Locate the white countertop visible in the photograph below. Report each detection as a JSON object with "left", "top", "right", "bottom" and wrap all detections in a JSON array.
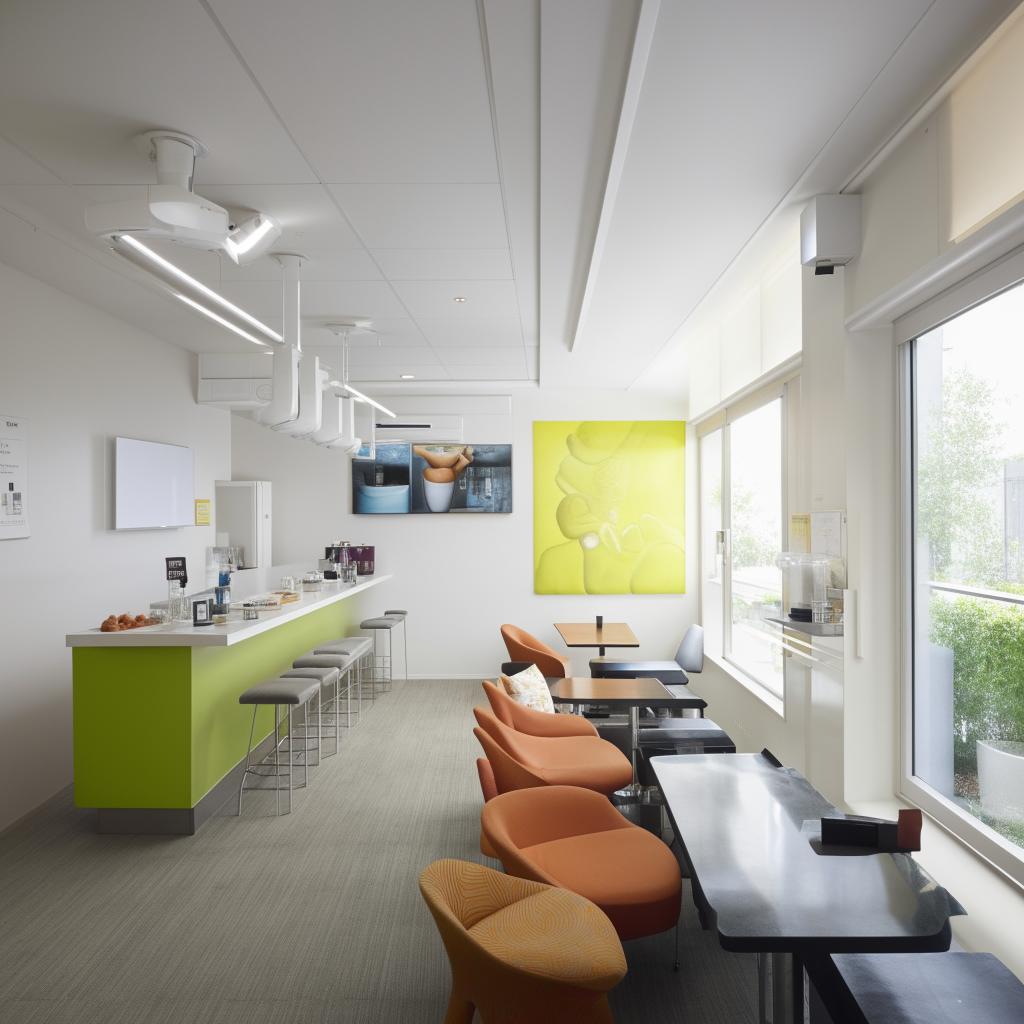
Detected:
[{"left": 66, "top": 574, "right": 392, "bottom": 648}]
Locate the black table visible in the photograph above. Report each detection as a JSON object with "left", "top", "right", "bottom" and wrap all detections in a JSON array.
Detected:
[{"left": 651, "top": 752, "right": 964, "bottom": 1024}]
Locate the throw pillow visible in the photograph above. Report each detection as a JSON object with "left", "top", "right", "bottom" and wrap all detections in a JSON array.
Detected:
[{"left": 501, "top": 665, "right": 555, "bottom": 714}]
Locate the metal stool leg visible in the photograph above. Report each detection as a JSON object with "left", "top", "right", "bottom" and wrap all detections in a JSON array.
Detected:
[
  {"left": 275, "top": 704, "right": 281, "bottom": 817},
  {"left": 238, "top": 704, "right": 258, "bottom": 816},
  {"left": 287, "top": 705, "right": 294, "bottom": 814},
  {"left": 402, "top": 619, "right": 408, "bottom": 683}
]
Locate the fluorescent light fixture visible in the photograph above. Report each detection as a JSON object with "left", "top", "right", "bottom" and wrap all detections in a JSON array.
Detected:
[
  {"left": 400, "top": 373, "right": 415, "bottom": 380},
  {"left": 114, "top": 234, "right": 283, "bottom": 344},
  {"left": 342, "top": 383, "right": 397, "bottom": 418},
  {"left": 223, "top": 213, "right": 281, "bottom": 264},
  {"left": 174, "top": 293, "right": 269, "bottom": 347}
]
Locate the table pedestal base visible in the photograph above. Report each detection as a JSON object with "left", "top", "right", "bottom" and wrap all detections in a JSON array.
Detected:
[{"left": 757, "top": 953, "right": 834, "bottom": 1024}]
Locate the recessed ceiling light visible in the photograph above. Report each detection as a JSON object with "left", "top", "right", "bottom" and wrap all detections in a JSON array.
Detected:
[
  {"left": 400, "top": 373, "right": 415, "bottom": 380},
  {"left": 453, "top": 296, "right": 467, "bottom": 303}
]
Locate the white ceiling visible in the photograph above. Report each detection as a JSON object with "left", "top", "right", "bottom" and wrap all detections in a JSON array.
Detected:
[{"left": 0, "top": 0, "right": 1018, "bottom": 394}]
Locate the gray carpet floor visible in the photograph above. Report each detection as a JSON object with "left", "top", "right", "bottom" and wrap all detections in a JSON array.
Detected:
[{"left": 0, "top": 679, "right": 756, "bottom": 1023}]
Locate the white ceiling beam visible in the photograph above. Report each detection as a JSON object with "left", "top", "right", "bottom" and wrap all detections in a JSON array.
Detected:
[{"left": 569, "top": 0, "right": 660, "bottom": 354}]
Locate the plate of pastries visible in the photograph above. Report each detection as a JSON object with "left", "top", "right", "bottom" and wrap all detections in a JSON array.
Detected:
[{"left": 99, "top": 612, "right": 160, "bottom": 632}]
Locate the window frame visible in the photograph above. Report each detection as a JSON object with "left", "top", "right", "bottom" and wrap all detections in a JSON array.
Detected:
[
  {"left": 898, "top": 248, "right": 1024, "bottom": 889},
  {"left": 697, "top": 374, "right": 795, "bottom": 711}
]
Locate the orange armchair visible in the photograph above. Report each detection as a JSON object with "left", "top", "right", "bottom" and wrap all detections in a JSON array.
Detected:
[
  {"left": 473, "top": 707, "right": 632, "bottom": 795},
  {"left": 481, "top": 786, "right": 682, "bottom": 948},
  {"left": 419, "top": 858, "right": 627, "bottom": 1023},
  {"left": 483, "top": 679, "right": 597, "bottom": 738},
  {"left": 500, "top": 624, "right": 570, "bottom": 679}
]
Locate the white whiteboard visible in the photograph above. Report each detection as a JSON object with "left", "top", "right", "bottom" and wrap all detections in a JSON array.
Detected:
[{"left": 115, "top": 437, "right": 194, "bottom": 530}]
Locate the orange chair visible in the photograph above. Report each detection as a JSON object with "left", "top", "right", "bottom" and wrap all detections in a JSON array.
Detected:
[
  {"left": 481, "top": 786, "right": 682, "bottom": 954},
  {"left": 483, "top": 679, "right": 597, "bottom": 737},
  {"left": 474, "top": 707, "right": 633, "bottom": 795},
  {"left": 419, "top": 858, "right": 626, "bottom": 1024},
  {"left": 500, "top": 624, "right": 570, "bottom": 679},
  {"left": 475, "top": 758, "right": 500, "bottom": 858}
]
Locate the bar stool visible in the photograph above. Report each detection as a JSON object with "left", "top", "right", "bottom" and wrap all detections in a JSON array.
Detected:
[
  {"left": 237, "top": 676, "right": 320, "bottom": 817},
  {"left": 281, "top": 665, "right": 339, "bottom": 757},
  {"left": 360, "top": 616, "right": 400, "bottom": 694},
  {"left": 315, "top": 636, "right": 373, "bottom": 707},
  {"left": 383, "top": 609, "right": 409, "bottom": 682},
  {"left": 292, "top": 651, "right": 360, "bottom": 730}
]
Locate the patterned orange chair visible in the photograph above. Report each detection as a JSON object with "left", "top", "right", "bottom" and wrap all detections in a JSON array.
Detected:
[
  {"left": 500, "top": 624, "right": 570, "bottom": 679},
  {"left": 481, "top": 785, "right": 682, "bottom": 955},
  {"left": 419, "top": 858, "right": 627, "bottom": 1023},
  {"left": 483, "top": 679, "right": 597, "bottom": 737},
  {"left": 474, "top": 707, "right": 633, "bottom": 796}
]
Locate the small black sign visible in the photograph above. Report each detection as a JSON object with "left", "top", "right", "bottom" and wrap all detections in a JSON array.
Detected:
[
  {"left": 192, "top": 599, "right": 212, "bottom": 627},
  {"left": 165, "top": 556, "right": 188, "bottom": 585}
]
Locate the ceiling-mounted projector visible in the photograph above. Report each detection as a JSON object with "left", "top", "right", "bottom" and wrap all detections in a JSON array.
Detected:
[{"left": 85, "top": 129, "right": 280, "bottom": 262}]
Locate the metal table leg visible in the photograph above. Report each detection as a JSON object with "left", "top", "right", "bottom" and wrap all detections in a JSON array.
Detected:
[{"left": 757, "top": 952, "right": 807, "bottom": 1024}]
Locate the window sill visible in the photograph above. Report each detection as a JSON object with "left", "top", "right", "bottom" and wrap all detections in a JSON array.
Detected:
[{"left": 706, "top": 652, "right": 785, "bottom": 718}]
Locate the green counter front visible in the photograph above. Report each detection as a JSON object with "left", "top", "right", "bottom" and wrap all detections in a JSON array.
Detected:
[{"left": 69, "top": 578, "right": 387, "bottom": 834}]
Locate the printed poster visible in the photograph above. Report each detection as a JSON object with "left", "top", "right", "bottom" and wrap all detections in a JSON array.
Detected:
[{"left": 0, "top": 414, "right": 29, "bottom": 540}]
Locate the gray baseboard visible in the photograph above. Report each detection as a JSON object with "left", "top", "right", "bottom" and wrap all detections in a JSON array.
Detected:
[{"left": 95, "top": 730, "right": 280, "bottom": 836}]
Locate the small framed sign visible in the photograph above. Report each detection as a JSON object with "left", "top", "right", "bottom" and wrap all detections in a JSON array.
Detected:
[
  {"left": 166, "top": 556, "right": 188, "bottom": 585},
  {"left": 192, "top": 598, "right": 212, "bottom": 627}
]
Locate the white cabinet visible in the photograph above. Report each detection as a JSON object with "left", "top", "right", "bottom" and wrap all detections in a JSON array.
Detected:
[{"left": 215, "top": 481, "right": 271, "bottom": 569}]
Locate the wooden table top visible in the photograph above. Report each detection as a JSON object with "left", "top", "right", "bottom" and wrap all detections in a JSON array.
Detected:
[
  {"left": 548, "top": 676, "right": 673, "bottom": 706},
  {"left": 554, "top": 622, "right": 639, "bottom": 648}
]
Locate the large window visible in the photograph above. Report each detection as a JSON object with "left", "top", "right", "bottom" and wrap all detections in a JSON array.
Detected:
[
  {"left": 907, "top": 278, "right": 1024, "bottom": 877},
  {"left": 700, "top": 387, "right": 787, "bottom": 704}
]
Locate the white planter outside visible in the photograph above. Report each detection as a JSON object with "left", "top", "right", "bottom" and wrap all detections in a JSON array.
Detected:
[{"left": 977, "top": 738, "right": 1024, "bottom": 823}]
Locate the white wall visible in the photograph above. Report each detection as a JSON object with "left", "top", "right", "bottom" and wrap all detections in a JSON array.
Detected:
[
  {"left": 0, "top": 260, "right": 231, "bottom": 831},
  {"left": 231, "top": 388, "right": 694, "bottom": 678}
]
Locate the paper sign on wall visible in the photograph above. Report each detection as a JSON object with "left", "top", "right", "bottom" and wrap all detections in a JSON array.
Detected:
[
  {"left": 0, "top": 414, "right": 29, "bottom": 540},
  {"left": 194, "top": 498, "right": 211, "bottom": 526}
]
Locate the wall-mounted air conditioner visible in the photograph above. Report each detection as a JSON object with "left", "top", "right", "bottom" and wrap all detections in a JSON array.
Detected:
[
  {"left": 197, "top": 353, "right": 274, "bottom": 410},
  {"left": 372, "top": 414, "right": 463, "bottom": 443}
]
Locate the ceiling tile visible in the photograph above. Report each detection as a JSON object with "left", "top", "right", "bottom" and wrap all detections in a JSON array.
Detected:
[
  {"left": 389, "top": 279, "right": 520, "bottom": 318},
  {"left": 372, "top": 248, "right": 512, "bottom": 281},
  {"left": 218, "top": 280, "right": 406, "bottom": 319},
  {"left": 220, "top": 250, "right": 382, "bottom": 284},
  {"left": 0, "top": 134, "right": 60, "bottom": 185},
  {"left": 446, "top": 368, "right": 528, "bottom": 385},
  {"left": 416, "top": 316, "right": 524, "bottom": 347},
  {"left": 208, "top": 0, "right": 498, "bottom": 183},
  {"left": 434, "top": 346, "right": 527, "bottom": 367},
  {"left": 349, "top": 364, "right": 451, "bottom": 382},
  {"left": 302, "top": 318, "right": 428, "bottom": 349},
  {"left": 329, "top": 184, "right": 508, "bottom": 249},
  {"left": 0, "top": 0, "right": 315, "bottom": 184},
  {"left": 346, "top": 345, "right": 440, "bottom": 368}
]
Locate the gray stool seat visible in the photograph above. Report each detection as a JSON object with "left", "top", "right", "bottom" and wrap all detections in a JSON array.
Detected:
[
  {"left": 360, "top": 616, "right": 399, "bottom": 630},
  {"left": 237, "top": 676, "right": 320, "bottom": 816},
  {"left": 282, "top": 665, "right": 340, "bottom": 687},
  {"left": 294, "top": 652, "right": 359, "bottom": 671},
  {"left": 315, "top": 637, "right": 372, "bottom": 656},
  {"left": 239, "top": 676, "right": 318, "bottom": 706}
]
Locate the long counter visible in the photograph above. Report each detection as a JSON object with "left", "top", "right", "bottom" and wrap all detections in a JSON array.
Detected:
[
  {"left": 66, "top": 574, "right": 391, "bottom": 647},
  {"left": 67, "top": 574, "right": 391, "bottom": 835}
]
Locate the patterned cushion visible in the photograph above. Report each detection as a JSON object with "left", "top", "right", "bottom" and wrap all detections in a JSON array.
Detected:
[{"left": 501, "top": 664, "right": 555, "bottom": 714}]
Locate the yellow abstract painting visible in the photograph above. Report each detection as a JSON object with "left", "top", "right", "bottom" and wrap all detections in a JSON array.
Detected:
[{"left": 533, "top": 421, "right": 686, "bottom": 595}]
